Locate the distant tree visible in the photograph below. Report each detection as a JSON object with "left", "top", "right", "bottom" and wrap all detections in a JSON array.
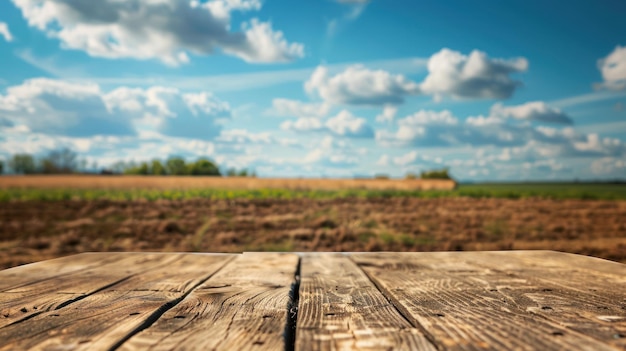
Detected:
[
  {"left": 188, "top": 158, "right": 220, "bottom": 176},
  {"left": 237, "top": 169, "right": 248, "bottom": 177},
  {"left": 420, "top": 168, "right": 452, "bottom": 180},
  {"left": 123, "top": 161, "right": 150, "bottom": 175},
  {"left": 78, "top": 159, "right": 88, "bottom": 173},
  {"left": 374, "top": 174, "right": 390, "bottom": 180},
  {"left": 111, "top": 161, "right": 128, "bottom": 174},
  {"left": 226, "top": 168, "right": 237, "bottom": 177},
  {"left": 150, "top": 159, "right": 167, "bottom": 175},
  {"left": 0, "top": 160, "right": 4, "bottom": 174},
  {"left": 138, "top": 162, "right": 149, "bottom": 175},
  {"left": 41, "top": 148, "right": 78, "bottom": 174},
  {"left": 10, "top": 154, "right": 37, "bottom": 174},
  {"left": 405, "top": 172, "right": 418, "bottom": 180},
  {"left": 166, "top": 157, "right": 188, "bottom": 175}
]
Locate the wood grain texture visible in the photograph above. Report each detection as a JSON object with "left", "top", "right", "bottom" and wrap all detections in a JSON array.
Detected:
[
  {"left": 296, "top": 254, "right": 436, "bottom": 351},
  {"left": 0, "top": 251, "right": 625, "bottom": 351},
  {"left": 0, "top": 253, "right": 187, "bottom": 328},
  {"left": 457, "top": 251, "right": 626, "bottom": 349},
  {"left": 352, "top": 252, "right": 622, "bottom": 351},
  {"left": 0, "top": 253, "right": 233, "bottom": 351},
  {"left": 0, "top": 253, "right": 133, "bottom": 291},
  {"left": 119, "top": 252, "right": 299, "bottom": 351}
]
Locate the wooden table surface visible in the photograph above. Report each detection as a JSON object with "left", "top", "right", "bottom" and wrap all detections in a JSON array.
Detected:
[{"left": 0, "top": 251, "right": 624, "bottom": 351}]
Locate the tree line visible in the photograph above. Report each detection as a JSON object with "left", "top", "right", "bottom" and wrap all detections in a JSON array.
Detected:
[{"left": 0, "top": 148, "right": 255, "bottom": 177}]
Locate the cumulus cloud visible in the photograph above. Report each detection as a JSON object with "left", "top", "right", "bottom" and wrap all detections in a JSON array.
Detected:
[
  {"left": 270, "top": 98, "right": 330, "bottom": 118},
  {"left": 305, "top": 65, "right": 420, "bottom": 106},
  {"left": 216, "top": 129, "right": 297, "bottom": 149},
  {"left": 490, "top": 101, "right": 573, "bottom": 124},
  {"left": 0, "top": 79, "right": 135, "bottom": 137},
  {"left": 392, "top": 151, "right": 443, "bottom": 167},
  {"left": 377, "top": 99, "right": 580, "bottom": 149},
  {"left": 0, "top": 78, "right": 230, "bottom": 139},
  {"left": 0, "top": 22, "right": 13, "bottom": 42},
  {"left": 591, "top": 157, "right": 626, "bottom": 176},
  {"left": 106, "top": 87, "right": 230, "bottom": 140},
  {"left": 376, "top": 154, "right": 389, "bottom": 166},
  {"left": 325, "top": 110, "right": 374, "bottom": 138},
  {"left": 420, "top": 48, "right": 528, "bottom": 101},
  {"left": 12, "top": 0, "right": 303, "bottom": 65},
  {"left": 302, "top": 136, "right": 361, "bottom": 168},
  {"left": 281, "top": 110, "right": 374, "bottom": 138},
  {"left": 376, "top": 105, "right": 397, "bottom": 123},
  {"left": 596, "top": 45, "right": 626, "bottom": 91},
  {"left": 377, "top": 110, "right": 461, "bottom": 147},
  {"left": 280, "top": 117, "right": 326, "bottom": 133}
]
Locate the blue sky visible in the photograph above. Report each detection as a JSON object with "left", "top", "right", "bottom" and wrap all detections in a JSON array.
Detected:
[{"left": 0, "top": 0, "right": 625, "bottom": 181}]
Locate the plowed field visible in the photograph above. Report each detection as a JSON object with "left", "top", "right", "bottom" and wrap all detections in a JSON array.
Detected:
[{"left": 2, "top": 197, "right": 625, "bottom": 269}]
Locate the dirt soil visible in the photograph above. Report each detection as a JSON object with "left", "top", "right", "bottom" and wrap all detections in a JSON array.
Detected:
[{"left": 1, "top": 197, "right": 625, "bottom": 269}]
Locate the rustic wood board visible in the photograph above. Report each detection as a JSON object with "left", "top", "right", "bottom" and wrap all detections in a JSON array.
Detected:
[
  {"left": 296, "top": 253, "right": 436, "bottom": 350},
  {"left": 0, "top": 251, "right": 625, "bottom": 351},
  {"left": 0, "top": 253, "right": 135, "bottom": 291},
  {"left": 0, "top": 253, "right": 189, "bottom": 327},
  {"left": 0, "top": 253, "right": 233, "bottom": 350},
  {"left": 352, "top": 252, "right": 622, "bottom": 351},
  {"left": 457, "top": 251, "right": 626, "bottom": 349},
  {"left": 119, "top": 252, "right": 299, "bottom": 351}
]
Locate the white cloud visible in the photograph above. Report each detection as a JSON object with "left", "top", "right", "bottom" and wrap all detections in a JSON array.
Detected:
[
  {"left": 280, "top": 117, "right": 326, "bottom": 133},
  {"left": 376, "top": 154, "right": 389, "bottom": 166},
  {"left": 328, "top": 0, "right": 370, "bottom": 37},
  {"left": 281, "top": 110, "right": 374, "bottom": 138},
  {"left": 376, "top": 104, "right": 625, "bottom": 158},
  {"left": 217, "top": 129, "right": 273, "bottom": 144},
  {"left": 596, "top": 45, "right": 626, "bottom": 91},
  {"left": 376, "top": 105, "right": 397, "bottom": 123},
  {"left": 0, "top": 78, "right": 134, "bottom": 137},
  {"left": 106, "top": 87, "right": 230, "bottom": 140},
  {"left": 490, "top": 101, "right": 572, "bottom": 124},
  {"left": 0, "top": 22, "right": 13, "bottom": 42},
  {"left": 420, "top": 48, "right": 528, "bottom": 101},
  {"left": 216, "top": 129, "right": 297, "bottom": 148},
  {"left": 377, "top": 110, "right": 459, "bottom": 147},
  {"left": 325, "top": 110, "right": 374, "bottom": 138},
  {"left": 305, "top": 65, "right": 420, "bottom": 106},
  {"left": 399, "top": 110, "right": 459, "bottom": 126},
  {"left": 591, "top": 157, "right": 626, "bottom": 176},
  {"left": 550, "top": 90, "right": 626, "bottom": 109},
  {"left": 302, "top": 136, "right": 360, "bottom": 168},
  {"left": 0, "top": 78, "right": 230, "bottom": 139},
  {"left": 12, "top": 0, "right": 303, "bottom": 65},
  {"left": 270, "top": 98, "right": 330, "bottom": 118}
]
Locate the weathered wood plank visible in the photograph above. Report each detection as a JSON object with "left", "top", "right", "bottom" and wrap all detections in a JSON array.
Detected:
[
  {"left": 0, "top": 252, "right": 133, "bottom": 291},
  {"left": 0, "top": 253, "right": 189, "bottom": 328},
  {"left": 352, "top": 252, "right": 621, "bottom": 351},
  {"left": 119, "top": 252, "right": 299, "bottom": 351},
  {"left": 455, "top": 251, "right": 626, "bottom": 348},
  {"left": 296, "top": 254, "right": 436, "bottom": 351},
  {"left": 0, "top": 253, "right": 233, "bottom": 351}
]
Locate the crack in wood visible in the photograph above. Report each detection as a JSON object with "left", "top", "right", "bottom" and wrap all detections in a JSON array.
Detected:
[
  {"left": 349, "top": 255, "right": 444, "bottom": 351},
  {"left": 106, "top": 256, "right": 235, "bottom": 351},
  {"left": 284, "top": 256, "right": 301, "bottom": 351}
]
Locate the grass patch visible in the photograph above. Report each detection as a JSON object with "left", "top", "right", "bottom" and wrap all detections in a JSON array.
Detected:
[
  {"left": 357, "top": 231, "right": 376, "bottom": 243},
  {"left": 191, "top": 218, "right": 212, "bottom": 252},
  {"left": 1, "top": 183, "right": 625, "bottom": 201}
]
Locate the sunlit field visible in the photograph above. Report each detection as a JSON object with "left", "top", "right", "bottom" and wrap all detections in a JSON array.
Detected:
[
  {"left": 1, "top": 176, "right": 625, "bottom": 270},
  {"left": 0, "top": 176, "right": 624, "bottom": 201}
]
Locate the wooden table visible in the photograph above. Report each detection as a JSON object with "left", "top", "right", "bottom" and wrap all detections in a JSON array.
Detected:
[{"left": 0, "top": 251, "right": 624, "bottom": 350}]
